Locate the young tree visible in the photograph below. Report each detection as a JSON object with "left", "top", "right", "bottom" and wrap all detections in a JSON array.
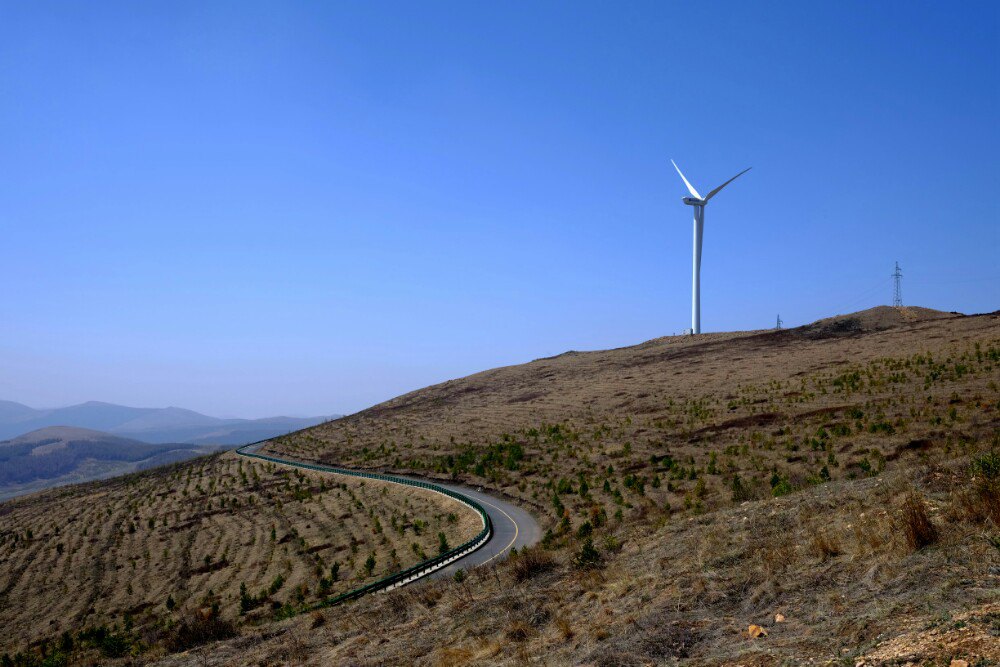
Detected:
[{"left": 364, "top": 553, "right": 376, "bottom": 576}]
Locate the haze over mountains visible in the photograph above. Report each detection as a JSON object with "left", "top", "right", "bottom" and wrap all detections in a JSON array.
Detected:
[
  {"left": 0, "top": 400, "right": 335, "bottom": 444},
  {"left": 0, "top": 426, "right": 220, "bottom": 501}
]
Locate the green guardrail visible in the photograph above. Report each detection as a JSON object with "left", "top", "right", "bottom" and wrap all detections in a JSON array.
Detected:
[{"left": 235, "top": 442, "right": 493, "bottom": 610}]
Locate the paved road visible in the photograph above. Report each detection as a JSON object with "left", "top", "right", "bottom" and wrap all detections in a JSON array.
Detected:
[
  {"left": 240, "top": 443, "right": 542, "bottom": 579},
  {"left": 423, "top": 480, "right": 542, "bottom": 578}
]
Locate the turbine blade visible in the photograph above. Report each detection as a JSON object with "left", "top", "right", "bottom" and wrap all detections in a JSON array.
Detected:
[
  {"left": 703, "top": 167, "right": 752, "bottom": 202},
  {"left": 671, "top": 159, "right": 702, "bottom": 200}
]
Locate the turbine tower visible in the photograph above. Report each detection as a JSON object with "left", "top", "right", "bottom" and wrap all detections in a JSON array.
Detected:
[{"left": 671, "top": 160, "right": 751, "bottom": 334}]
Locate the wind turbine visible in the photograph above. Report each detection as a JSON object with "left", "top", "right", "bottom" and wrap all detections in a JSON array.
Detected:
[{"left": 671, "top": 160, "right": 751, "bottom": 334}]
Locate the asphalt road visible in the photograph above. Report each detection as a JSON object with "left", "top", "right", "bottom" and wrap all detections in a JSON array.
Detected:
[
  {"left": 240, "top": 443, "right": 542, "bottom": 578},
  {"left": 423, "top": 480, "right": 542, "bottom": 578}
]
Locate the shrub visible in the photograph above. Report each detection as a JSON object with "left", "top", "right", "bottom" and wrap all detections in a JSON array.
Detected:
[
  {"left": 506, "top": 619, "right": 534, "bottom": 642},
  {"left": 573, "top": 538, "right": 602, "bottom": 569},
  {"left": 868, "top": 421, "right": 895, "bottom": 435},
  {"left": 731, "top": 474, "right": 755, "bottom": 502},
  {"left": 962, "top": 450, "right": 1000, "bottom": 523},
  {"left": 77, "top": 625, "right": 134, "bottom": 659},
  {"left": 900, "top": 494, "right": 938, "bottom": 551},
  {"left": 509, "top": 547, "right": 556, "bottom": 582},
  {"left": 770, "top": 473, "right": 793, "bottom": 497},
  {"left": 809, "top": 528, "right": 842, "bottom": 560},
  {"left": 239, "top": 583, "right": 252, "bottom": 614},
  {"left": 972, "top": 450, "right": 1000, "bottom": 481},
  {"left": 167, "top": 608, "right": 236, "bottom": 652}
]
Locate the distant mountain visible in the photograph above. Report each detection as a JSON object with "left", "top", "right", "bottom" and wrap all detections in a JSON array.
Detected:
[
  {"left": 0, "top": 400, "right": 336, "bottom": 444},
  {"left": 0, "top": 426, "right": 218, "bottom": 501}
]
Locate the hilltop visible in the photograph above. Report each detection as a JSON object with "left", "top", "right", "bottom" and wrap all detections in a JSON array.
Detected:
[
  {"left": 1, "top": 305, "right": 998, "bottom": 666},
  {"left": 803, "top": 305, "right": 955, "bottom": 334}
]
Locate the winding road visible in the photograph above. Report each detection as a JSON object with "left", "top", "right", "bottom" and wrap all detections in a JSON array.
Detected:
[
  {"left": 238, "top": 443, "right": 541, "bottom": 589},
  {"left": 420, "top": 479, "right": 541, "bottom": 578}
]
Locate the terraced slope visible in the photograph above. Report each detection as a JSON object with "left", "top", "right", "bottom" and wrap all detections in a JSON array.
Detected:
[{"left": 0, "top": 451, "right": 480, "bottom": 654}]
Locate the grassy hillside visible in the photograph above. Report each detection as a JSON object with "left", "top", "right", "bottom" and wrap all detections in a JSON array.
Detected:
[
  {"left": 267, "top": 307, "right": 997, "bottom": 526},
  {"left": 1, "top": 306, "right": 997, "bottom": 666},
  {"left": 238, "top": 306, "right": 996, "bottom": 665},
  {"left": 0, "top": 451, "right": 480, "bottom": 660}
]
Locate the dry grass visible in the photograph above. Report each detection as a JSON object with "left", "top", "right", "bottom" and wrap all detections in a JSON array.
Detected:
[
  {"left": 264, "top": 308, "right": 999, "bottom": 550},
  {"left": 153, "top": 454, "right": 998, "bottom": 666},
  {"left": 899, "top": 492, "right": 939, "bottom": 551},
  {"left": 0, "top": 452, "right": 480, "bottom": 655},
  {"left": 508, "top": 547, "right": 556, "bottom": 583},
  {"left": 3, "top": 307, "right": 999, "bottom": 665}
]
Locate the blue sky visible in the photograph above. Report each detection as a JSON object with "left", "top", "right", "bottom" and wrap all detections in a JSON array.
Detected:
[{"left": 1, "top": 1, "right": 997, "bottom": 417}]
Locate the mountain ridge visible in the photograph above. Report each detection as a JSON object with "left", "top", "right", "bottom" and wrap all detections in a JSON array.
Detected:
[
  {"left": 0, "top": 425, "right": 218, "bottom": 501},
  {"left": 0, "top": 400, "right": 336, "bottom": 444}
]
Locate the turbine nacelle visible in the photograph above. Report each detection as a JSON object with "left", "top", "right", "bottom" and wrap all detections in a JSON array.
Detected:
[{"left": 671, "top": 160, "right": 752, "bottom": 207}]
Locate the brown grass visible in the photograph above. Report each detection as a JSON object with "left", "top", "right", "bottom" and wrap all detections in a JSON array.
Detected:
[
  {"left": 0, "top": 452, "right": 480, "bottom": 654},
  {"left": 3, "top": 307, "right": 1000, "bottom": 665},
  {"left": 900, "top": 493, "right": 939, "bottom": 551},
  {"left": 167, "top": 608, "right": 237, "bottom": 652},
  {"left": 808, "top": 526, "right": 843, "bottom": 560},
  {"left": 509, "top": 547, "right": 556, "bottom": 582},
  {"left": 504, "top": 619, "right": 534, "bottom": 642}
]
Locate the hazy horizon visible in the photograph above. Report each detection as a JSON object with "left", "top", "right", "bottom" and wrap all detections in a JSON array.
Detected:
[
  {"left": 0, "top": 398, "right": 332, "bottom": 421},
  {"left": 2, "top": 2, "right": 997, "bottom": 418}
]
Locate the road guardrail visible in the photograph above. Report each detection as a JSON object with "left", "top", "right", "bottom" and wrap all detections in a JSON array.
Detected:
[{"left": 234, "top": 442, "right": 493, "bottom": 609}]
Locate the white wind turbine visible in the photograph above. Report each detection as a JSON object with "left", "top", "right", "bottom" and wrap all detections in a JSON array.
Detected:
[{"left": 671, "top": 160, "right": 751, "bottom": 334}]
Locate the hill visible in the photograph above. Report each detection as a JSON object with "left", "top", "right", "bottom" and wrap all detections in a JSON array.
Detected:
[
  {"left": 0, "top": 450, "right": 481, "bottom": 656},
  {"left": 0, "top": 401, "right": 335, "bottom": 444},
  {"left": 802, "top": 304, "right": 955, "bottom": 335},
  {"left": 1, "top": 306, "right": 998, "bottom": 666},
  {"left": 0, "top": 427, "right": 216, "bottom": 501}
]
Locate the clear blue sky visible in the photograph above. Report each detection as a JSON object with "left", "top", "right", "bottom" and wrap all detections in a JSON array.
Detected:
[{"left": 1, "top": 1, "right": 997, "bottom": 418}]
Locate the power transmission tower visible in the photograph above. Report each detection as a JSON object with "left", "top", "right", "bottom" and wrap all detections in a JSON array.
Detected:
[
  {"left": 892, "top": 261, "right": 903, "bottom": 307},
  {"left": 776, "top": 314, "right": 783, "bottom": 329}
]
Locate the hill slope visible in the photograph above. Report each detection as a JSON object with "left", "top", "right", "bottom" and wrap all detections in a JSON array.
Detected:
[
  {"left": 2, "top": 306, "right": 998, "bottom": 666},
  {"left": 0, "top": 451, "right": 481, "bottom": 656},
  {"left": 248, "top": 306, "right": 997, "bottom": 665}
]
